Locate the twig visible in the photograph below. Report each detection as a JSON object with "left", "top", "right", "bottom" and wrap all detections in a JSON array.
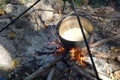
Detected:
[
  {"left": 92, "top": 14, "right": 120, "bottom": 19},
  {"left": 68, "top": 69, "right": 73, "bottom": 80},
  {"left": 25, "top": 52, "right": 67, "bottom": 80},
  {"left": 47, "top": 67, "right": 55, "bottom": 80},
  {"left": 90, "top": 34, "right": 120, "bottom": 48}
]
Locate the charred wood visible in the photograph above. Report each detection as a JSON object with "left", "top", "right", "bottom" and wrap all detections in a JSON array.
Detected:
[
  {"left": 25, "top": 51, "right": 68, "bottom": 80},
  {"left": 47, "top": 67, "right": 55, "bottom": 80}
]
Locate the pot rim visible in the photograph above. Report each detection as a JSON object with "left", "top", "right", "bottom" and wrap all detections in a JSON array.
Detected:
[{"left": 56, "top": 14, "right": 94, "bottom": 47}]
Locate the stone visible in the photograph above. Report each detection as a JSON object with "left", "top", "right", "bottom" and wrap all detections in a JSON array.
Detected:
[
  {"left": 25, "top": 0, "right": 54, "bottom": 23},
  {"left": 0, "top": 37, "right": 16, "bottom": 56},
  {"left": 4, "top": 3, "right": 14, "bottom": 14},
  {"left": 5, "top": 3, "right": 27, "bottom": 17},
  {"left": 26, "top": 0, "right": 38, "bottom": 3},
  {"left": 40, "top": 4, "right": 54, "bottom": 23},
  {"left": 0, "top": 18, "right": 11, "bottom": 23},
  {"left": 45, "top": 0, "right": 64, "bottom": 13},
  {"left": 117, "top": 56, "right": 120, "bottom": 62},
  {"left": 53, "top": 14, "right": 62, "bottom": 25},
  {"left": 0, "top": 44, "right": 12, "bottom": 69},
  {"left": 0, "top": 37, "right": 16, "bottom": 70}
]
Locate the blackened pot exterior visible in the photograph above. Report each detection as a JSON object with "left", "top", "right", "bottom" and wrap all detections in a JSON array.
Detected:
[{"left": 57, "top": 15, "right": 94, "bottom": 48}]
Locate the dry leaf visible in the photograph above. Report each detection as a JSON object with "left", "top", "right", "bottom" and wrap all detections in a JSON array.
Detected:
[
  {"left": 12, "top": 58, "right": 19, "bottom": 67},
  {"left": 114, "top": 70, "right": 120, "bottom": 78},
  {"left": 0, "top": 8, "right": 5, "bottom": 15},
  {"left": 8, "top": 31, "right": 17, "bottom": 38},
  {"left": 110, "top": 46, "right": 120, "bottom": 53}
]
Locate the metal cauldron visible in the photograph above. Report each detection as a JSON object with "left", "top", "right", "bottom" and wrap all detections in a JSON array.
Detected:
[{"left": 57, "top": 15, "right": 94, "bottom": 48}]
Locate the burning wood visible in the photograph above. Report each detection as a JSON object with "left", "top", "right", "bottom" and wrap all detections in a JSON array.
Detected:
[
  {"left": 48, "top": 39, "right": 86, "bottom": 66},
  {"left": 48, "top": 35, "right": 87, "bottom": 66},
  {"left": 69, "top": 47, "right": 86, "bottom": 66},
  {"left": 48, "top": 40, "right": 65, "bottom": 54},
  {"left": 54, "top": 46, "right": 65, "bottom": 54}
]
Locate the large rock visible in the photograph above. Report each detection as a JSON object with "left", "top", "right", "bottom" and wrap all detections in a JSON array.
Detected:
[
  {"left": 26, "top": 0, "right": 54, "bottom": 23},
  {"left": 40, "top": 4, "right": 54, "bottom": 23},
  {"left": 0, "top": 37, "right": 16, "bottom": 55},
  {"left": 0, "top": 37, "right": 16, "bottom": 70},
  {"left": 4, "top": 3, "right": 14, "bottom": 14},
  {"left": 5, "top": 3, "right": 27, "bottom": 17},
  {"left": 0, "top": 44, "right": 12, "bottom": 70}
]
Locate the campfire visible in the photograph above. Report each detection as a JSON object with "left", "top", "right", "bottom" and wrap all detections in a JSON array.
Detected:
[
  {"left": 48, "top": 15, "right": 92, "bottom": 66},
  {"left": 56, "top": 15, "right": 94, "bottom": 66},
  {"left": 10, "top": 14, "right": 119, "bottom": 80},
  {"left": 51, "top": 40, "right": 86, "bottom": 66},
  {"left": 69, "top": 47, "right": 86, "bottom": 66},
  {"left": 1, "top": 0, "right": 120, "bottom": 79}
]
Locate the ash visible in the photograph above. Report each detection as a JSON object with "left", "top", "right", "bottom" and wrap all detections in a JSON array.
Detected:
[{"left": 0, "top": 0, "right": 120, "bottom": 80}]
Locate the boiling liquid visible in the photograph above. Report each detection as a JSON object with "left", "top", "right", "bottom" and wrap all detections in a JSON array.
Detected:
[{"left": 61, "top": 28, "right": 89, "bottom": 41}]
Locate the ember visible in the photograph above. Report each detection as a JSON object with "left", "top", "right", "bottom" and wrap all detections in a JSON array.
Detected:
[
  {"left": 48, "top": 39, "right": 64, "bottom": 54},
  {"left": 54, "top": 46, "right": 65, "bottom": 54},
  {"left": 69, "top": 47, "right": 86, "bottom": 66}
]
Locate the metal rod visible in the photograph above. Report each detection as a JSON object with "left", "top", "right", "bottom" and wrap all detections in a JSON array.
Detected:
[
  {"left": 70, "top": 0, "right": 100, "bottom": 80},
  {"left": 0, "top": 0, "right": 41, "bottom": 33}
]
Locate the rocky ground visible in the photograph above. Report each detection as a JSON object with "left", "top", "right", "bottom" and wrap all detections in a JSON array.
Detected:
[{"left": 0, "top": 0, "right": 120, "bottom": 80}]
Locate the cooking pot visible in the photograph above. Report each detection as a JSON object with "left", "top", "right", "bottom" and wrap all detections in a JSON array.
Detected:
[{"left": 57, "top": 15, "right": 94, "bottom": 48}]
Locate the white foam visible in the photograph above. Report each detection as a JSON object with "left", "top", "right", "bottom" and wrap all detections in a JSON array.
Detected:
[{"left": 61, "top": 28, "right": 89, "bottom": 41}]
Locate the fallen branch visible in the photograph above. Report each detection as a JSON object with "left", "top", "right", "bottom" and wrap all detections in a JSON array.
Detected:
[
  {"left": 64, "top": 59, "right": 112, "bottom": 80},
  {"left": 25, "top": 51, "right": 68, "bottom": 80},
  {"left": 63, "top": 60, "right": 98, "bottom": 80},
  {"left": 72, "top": 61, "right": 111, "bottom": 80},
  {"left": 90, "top": 34, "right": 120, "bottom": 48},
  {"left": 91, "top": 51, "right": 120, "bottom": 62},
  {"left": 92, "top": 13, "right": 120, "bottom": 19}
]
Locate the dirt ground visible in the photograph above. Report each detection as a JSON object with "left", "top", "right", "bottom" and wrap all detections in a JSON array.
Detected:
[{"left": 0, "top": 0, "right": 120, "bottom": 80}]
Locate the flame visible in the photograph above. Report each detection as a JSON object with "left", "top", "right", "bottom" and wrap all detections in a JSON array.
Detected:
[
  {"left": 48, "top": 40, "right": 86, "bottom": 66},
  {"left": 70, "top": 47, "right": 86, "bottom": 66}
]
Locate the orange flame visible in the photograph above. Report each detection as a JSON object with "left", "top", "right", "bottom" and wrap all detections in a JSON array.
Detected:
[
  {"left": 48, "top": 41, "right": 86, "bottom": 66},
  {"left": 70, "top": 47, "right": 86, "bottom": 66}
]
